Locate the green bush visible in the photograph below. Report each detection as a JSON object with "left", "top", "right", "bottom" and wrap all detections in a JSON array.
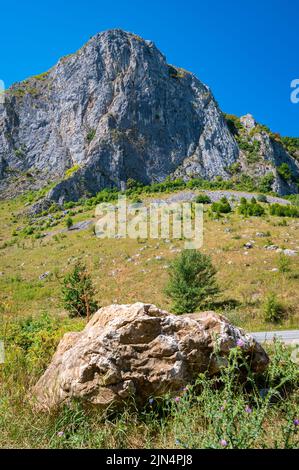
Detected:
[
  {"left": 165, "top": 250, "right": 219, "bottom": 314},
  {"left": 278, "top": 254, "right": 292, "bottom": 274},
  {"left": 257, "top": 173, "right": 275, "bottom": 193},
  {"left": 238, "top": 198, "right": 265, "bottom": 217},
  {"left": 211, "top": 197, "right": 232, "bottom": 215},
  {"left": 61, "top": 263, "right": 99, "bottom": 319},
  {"left": 263, "top": 293, "right": 285, "bottom": 323},
  {"left": 257, "top": 194, "right": 268, "bottom": 203},
  {"left": 86, "top": 129, "right": 96, "bottom": 143},
  {"left": 195, "top": 194, "right": 212, "bottom": 204},
  {"left": 269, "top": 203, "right": 299, "bottom": 218},
  {"left": 66, "top": 217, "right": 73, "bottom": 229},
  {"left": 277, "top": 163, "right": 292, "bottom": 181}
]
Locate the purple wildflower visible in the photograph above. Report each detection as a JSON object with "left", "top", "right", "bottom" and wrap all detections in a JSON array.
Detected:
[
  {"left": 220, "top": 400, "right": 227, "bottom": 411},
  {"left": 220, "top": 439, "right": 228, "bottom": 447},
  {"left": 294, "top": 419, "right": 299, "bottom": 427},
  {"left": 237, "top": 339, "right": 245, "bottom": 348},
  {"left": 174, "top": 397, "right": 180, "bottom": 403},
  {"left": 245, "top": 405, "right": 252, "bottom": 414},
  {"left": 57, "top": 431, "right": 64, "bottom": 438},
  {"left": 149, "top": 398, "right": 154, "bottom": 405}
]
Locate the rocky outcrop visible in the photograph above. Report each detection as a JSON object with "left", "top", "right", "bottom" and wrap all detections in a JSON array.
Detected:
[
  {"left": 229, "top": 114, "right": 299, "bottom": 195},
  {"left": 0, "top": 30, "right": 239, "bottom": 203},
  {"left": 0, "top": 30, "right": 297, "bottom": 204},
  {"left": 32, "top": 303, "right": 269, "bottom": 411}
]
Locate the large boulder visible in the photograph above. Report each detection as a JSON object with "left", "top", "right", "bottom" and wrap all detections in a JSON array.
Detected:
[{"left": 33, "top": 303, "right": 269, "bottom": 411}]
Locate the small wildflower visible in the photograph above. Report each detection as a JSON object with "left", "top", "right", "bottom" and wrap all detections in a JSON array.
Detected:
[
  {"left": 57, "top": 431, "right": 64, "bottom": 437},
  {"left": 245, "top": 405, "right": 252, "bottom": 414},
  {"left": 237, "top": 339, "right": 245, "bottom": 348},
  {"left": 149, "top": 398, "right": 154, "bottom": 405},
  {"left": 220, "top": 400, "right": 227, "bottom": 411},
  {"left": 175, "top": 439, "right": 181, "bottom": 446},
  {"left": 174, "top": 397, "right": 180, "bottom": 403},
  {"left": 294, "top": 419, "right": 299, "bottom": 427},
  {"left": 220, "top": 439, "right": 228, "bottom": 447}
]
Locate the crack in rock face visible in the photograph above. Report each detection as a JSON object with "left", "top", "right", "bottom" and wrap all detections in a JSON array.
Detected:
[{"left": 32, "top": 303, "right": 269, "bottom": 411}]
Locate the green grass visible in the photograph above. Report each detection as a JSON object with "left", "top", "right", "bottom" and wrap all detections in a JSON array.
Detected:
[
  {"left": 0, "top": 191, "right": 299, "bottom": 331},
  {"left": 0, "top": 321, "right": 298, "bottom": 449},
  {"left": 0, "top": 189, "right": 299, "bottom": 448}
]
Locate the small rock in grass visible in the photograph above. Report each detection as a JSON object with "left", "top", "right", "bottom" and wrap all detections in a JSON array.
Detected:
[
  {"left": 39, "top": 272, "right": 50, "bottom": 281},
  {"left": 244, "top": 242, "right": 254, "bottom": 249},
  {"left": 282, "top": 249, "right": 297, "bottom": 257}
]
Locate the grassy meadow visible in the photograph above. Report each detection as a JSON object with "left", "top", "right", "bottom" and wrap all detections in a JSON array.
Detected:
[{"left": 0, "top": 188, "right": 298, "bottom": 448}]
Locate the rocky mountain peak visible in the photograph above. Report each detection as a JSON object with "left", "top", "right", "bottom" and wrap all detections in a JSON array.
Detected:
[{"left": 0, "top": 29, "right": 298, "bottom": 207}]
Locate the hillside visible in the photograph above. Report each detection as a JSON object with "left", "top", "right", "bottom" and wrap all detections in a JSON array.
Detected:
[{"left": 0, "top": 186, "right": 299, "bottom": 449}]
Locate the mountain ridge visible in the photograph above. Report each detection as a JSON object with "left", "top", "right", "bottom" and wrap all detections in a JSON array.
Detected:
[{"left": 0, "top": 29, "right": 298, "bottom": 209}]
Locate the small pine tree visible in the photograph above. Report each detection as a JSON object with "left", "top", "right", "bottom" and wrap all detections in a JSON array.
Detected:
[
  {"left": 165, "top": 250, "right": 219, "bottom": 314},
  {"left": 195, "top": 194, "right": 212, "bottom": 204},
  {"left": 61, "top": 262, "right": 98, "bottom": 320},
  {"left": 66, "top": 217, "right": 73, "bottom": 230}
]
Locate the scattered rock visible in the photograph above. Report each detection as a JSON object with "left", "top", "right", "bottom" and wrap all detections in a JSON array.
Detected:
[
  {"left": 244, "top": 242, "right": 254, "bottom": 249},
  {"left": 33, "top": 303, "right": 269, "bottom": 411},
  {"left": 281, "top": 249, "right": 297, "bottom": 257},
  {"left": 256, "top": 232, "right": 268, "bottom": 238},
  {"left": 39, "top": 272, "right": 50, "bottom": 281},
  {"left": 265, "top": 245, "right": 279, "bottom": 251}
]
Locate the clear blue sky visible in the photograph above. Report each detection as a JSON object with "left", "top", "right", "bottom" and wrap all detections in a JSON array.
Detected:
[{"left": 1, "top": 0, "right": 298, "bottom": 136}]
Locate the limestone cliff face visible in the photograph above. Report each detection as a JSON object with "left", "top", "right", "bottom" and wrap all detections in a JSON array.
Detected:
[
  {"left": 232, "top": 114, "right": 299, "bottom": 195},
  {"left": 0, "top": 29, "right": 239, "bottom": 203},
  {"left": 0, "top": 29, "right": 297, "bottom": 205}
]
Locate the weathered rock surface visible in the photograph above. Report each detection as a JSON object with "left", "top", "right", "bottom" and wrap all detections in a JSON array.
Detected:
[
  {"left": 1, "top": 29, "right": 298, "bottom": 207},
  {"left": 33, "top": 303, "right": 269, "bottom": 411},
  {"left": 0, "top": 30, "right": 239, "bottom": 204}
]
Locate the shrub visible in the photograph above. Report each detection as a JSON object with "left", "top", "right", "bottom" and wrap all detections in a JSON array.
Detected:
[
  {"left": 66, "top": 217, "right": 74, "bottom": 230},
  {"left": 257, "top": 173, "right": 275, "bottom": 193},
  {"left": 278, "top": 254, "right": 292, "bottom": 274},
  {"left": 238, "top": 199, "right": 265, "bottom": 217},
  {"left": 65, "top": 165, "right": 80, "bottom": 179},
  {"left": 269, "top": 203, "right": 299, "bottom": 218},
  {"left": 126, "top": 178, "right": 141, "bottom": 190},
  {"left": 257, "top": 194, "right": 268, "bottom": 203},
  {"left": 165, "top": 250, "right": 219, "bottom": 314},
  {"left": 86, "top": 129, "right": 96, "bottom": 143},
  {"left": 277, "top": 163, "right": 292, "bottom": 181},
  {"left": 263, "top": 293, "right": 285, "bottom": 323},
  {"left": 211, "top": 197, "right": 232, "bottom": 215},
  {"left": 61, "top": 263, "right": 99, "bottom": 319},
  {"left": 195, "top": 194, "right": 212, "bottom": 204}
]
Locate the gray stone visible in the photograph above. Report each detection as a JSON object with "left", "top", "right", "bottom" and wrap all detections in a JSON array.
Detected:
[{"left": 0, "top": 30, "right": 298, "bottom": 206}]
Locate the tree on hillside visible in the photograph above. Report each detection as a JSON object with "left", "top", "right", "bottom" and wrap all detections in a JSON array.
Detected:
[
  {"left": 61, "top": 262, "right": 99, "bottom": 320},
  {"left": 165, "top": 250, "right": 219, "bottom": 314}
]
